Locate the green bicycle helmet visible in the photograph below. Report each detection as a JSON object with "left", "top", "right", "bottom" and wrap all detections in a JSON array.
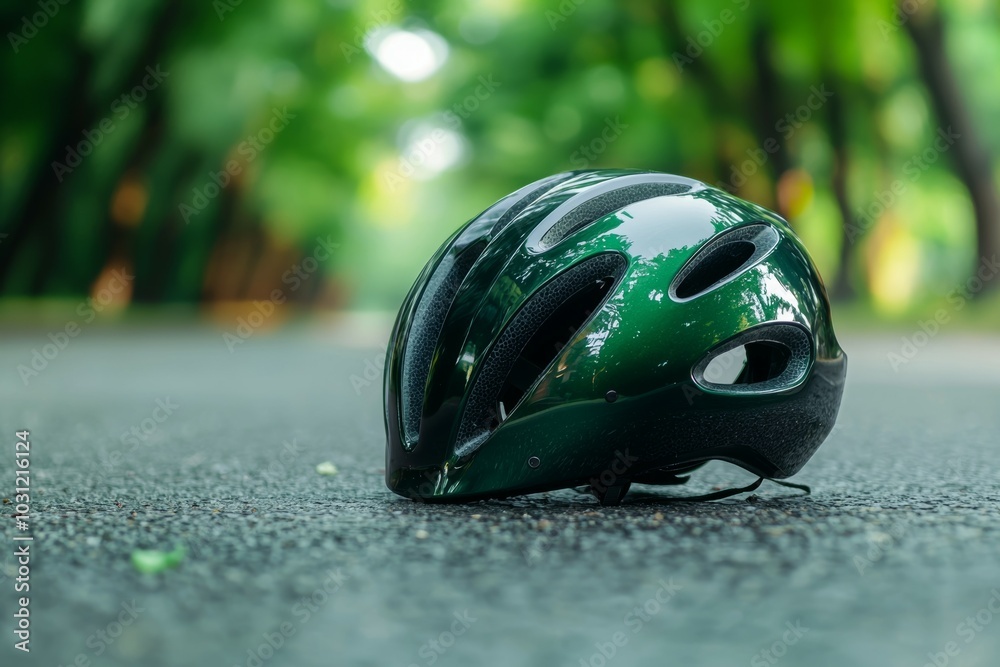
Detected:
[{"left": 384, "top": 170, "right": 846, "bottom": 505}]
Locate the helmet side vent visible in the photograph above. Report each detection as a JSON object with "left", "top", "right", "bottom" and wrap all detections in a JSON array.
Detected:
[
  {"left": 700, "top": 341, "right": 792, "bottom": 385},
  {"left": 692, "top": 323, "right": 812, "bottom": 394},
  {"left": 454, "top": 252, "right": 627, "bottom": 457},
  {"left": 537, "top": 182, "right": 690, "bottom": 250},
  {"left": 669, "top": 223, "right": 779, "bottom": 301},
  {"left": 495, "top": 270, "right": 617, "bottom": 424}
]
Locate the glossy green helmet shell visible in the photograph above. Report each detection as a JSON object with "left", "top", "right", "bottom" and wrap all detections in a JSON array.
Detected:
[{"left": 384, "top": 170, "right": 846, "bottom": 504}]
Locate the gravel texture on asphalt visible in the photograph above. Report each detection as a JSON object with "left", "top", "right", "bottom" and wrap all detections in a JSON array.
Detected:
[{"left": 1, "top": 327, "right": 999, "bottom": 667}]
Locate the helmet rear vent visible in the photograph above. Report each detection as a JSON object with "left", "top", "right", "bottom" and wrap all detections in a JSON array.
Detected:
[
  {"left": 455, "top": 252, "right": 627, "bottom": 457},
  {"left": 537, "top": 182, "right": 690, "bottom": 250},
  {"left": 401, "top": 241, "right": 486, "bottom": 449},
  {"left": 692, "top": 323, "right": 812, "bottom": 394},
  {"left": 670, "top": 223, "right": 779, "bottom": 301}
]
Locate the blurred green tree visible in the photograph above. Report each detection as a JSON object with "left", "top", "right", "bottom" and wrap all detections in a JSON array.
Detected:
[{"left": 0, "top": 0, "right": 997, "bottom": 315}]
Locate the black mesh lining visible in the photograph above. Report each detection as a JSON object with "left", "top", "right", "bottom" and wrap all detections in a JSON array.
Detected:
[
  {"left": 490, "top": 172, "right": 577, "bottom": 237},
  {"left": 454, "top": 252, "right": 627, "bottom": 457},
  {"left": 494, "top": 271, "right": 617, "bottom": 423},
  {"left": 401, "top": 241, "right": 486, "bottom": 448},
  {"left": 537, "top": 182, "right": 691, "bottom": 250}
]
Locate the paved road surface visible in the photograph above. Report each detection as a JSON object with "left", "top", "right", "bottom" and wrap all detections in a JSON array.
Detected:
[{"left": 1, "top": 324, "right": 999, "bottom": 667}]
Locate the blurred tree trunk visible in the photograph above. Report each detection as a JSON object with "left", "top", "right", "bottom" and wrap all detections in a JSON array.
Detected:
[
  {"left": 0, "top": 1, "right": 178, "bottom": 295},
  {"left": 904, "top": 2, "right": 1000, "bottom": 294},
  {"left": 655, "top": 4, "right": 756, "bottom": 190},
  {"left": 750, "top": 26, "right": 791, "bottom": 194},
  {"left": 0, "top": 46, "right": 92, "bottom": 293},
  {"left": 827, "top": 73, "right": 855, "bottom": 301}
]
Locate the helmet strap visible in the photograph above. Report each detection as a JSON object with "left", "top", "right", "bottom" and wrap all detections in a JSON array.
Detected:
[{"left": 578, "top": 476, "right": 811, "bottom": 507}]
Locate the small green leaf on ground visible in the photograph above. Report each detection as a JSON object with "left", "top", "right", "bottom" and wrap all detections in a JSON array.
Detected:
[
  {"left": 316, "top": 461, "right": 338, "bottom": 476},
  {"left": 131, "top": 546, "right": 186, "bottom": 574}
]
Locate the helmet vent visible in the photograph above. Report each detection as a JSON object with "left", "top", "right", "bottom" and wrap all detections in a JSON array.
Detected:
[
  {"left": 495, "top": 270, "right": 617, "bottom": 425},
  {"left": 701, "top": 341, "right": 791, "bottom": 385},
  {"left": 692, "top": 323, "right": 812, "bottom": 394},
  {"left": 490, "top": 172, "right": 577, "bottom": 237},
  {"left": 537, "top": 182, "right": 690, "bottom": 250},
  {"left": 401, "top": 241, "right": 486, "bottom": 448},
  {"left": 670, "top": 223, "right": 779, "bottom": 301},
  {"left": 455, "top": 252, "right": 627, "bottom": 457}
]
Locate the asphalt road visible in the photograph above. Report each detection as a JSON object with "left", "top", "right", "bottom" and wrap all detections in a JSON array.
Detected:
[{"left": 1, "top": 323, "right": 999, "bottom": 667}]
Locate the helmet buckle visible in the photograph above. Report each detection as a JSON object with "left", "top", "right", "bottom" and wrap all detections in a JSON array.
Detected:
[{"left": 592, "top": 481, "right": 631, "bottom": 507}]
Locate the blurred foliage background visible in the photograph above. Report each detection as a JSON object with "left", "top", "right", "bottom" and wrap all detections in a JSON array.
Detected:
[{"left": 1, "top": 0, "right": 999, "bottom": 322}]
